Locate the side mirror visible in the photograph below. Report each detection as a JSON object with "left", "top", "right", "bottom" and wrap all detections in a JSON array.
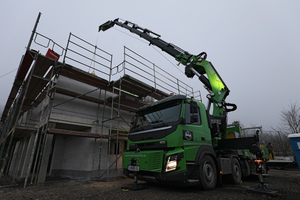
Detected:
[{"left": 131, "top": 115, "right": 137, "bottom": 126}]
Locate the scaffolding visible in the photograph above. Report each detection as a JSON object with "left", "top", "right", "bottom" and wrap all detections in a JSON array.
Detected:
[
  {"left": 0, "top": 13, "right": 65, "bottom": 186},
  {"left": 0, "top": 13, "right": 202, "bottom": 186}
]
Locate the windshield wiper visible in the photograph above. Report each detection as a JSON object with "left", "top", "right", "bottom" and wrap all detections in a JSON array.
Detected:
[
  {"left": 151, "top": 120, "right": 167, "bottom": 127},
  {"left": 151, "top": 120, "right": 163, "bottom": 124}
]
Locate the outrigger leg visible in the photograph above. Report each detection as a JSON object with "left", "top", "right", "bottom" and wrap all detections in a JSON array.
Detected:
[
  {"left": 121, "top": 171, "right": 148, "bottom": 191},
  {"left": 247, "top": 159, "right": 277, "bottom": 196},
  {"left": 121, "top": 159, "right": 148, "bottom": 191}
]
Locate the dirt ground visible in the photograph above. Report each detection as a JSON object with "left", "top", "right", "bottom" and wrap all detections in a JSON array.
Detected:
[{"left": 0, "top": 168, "right": 299, "bottom": 200}]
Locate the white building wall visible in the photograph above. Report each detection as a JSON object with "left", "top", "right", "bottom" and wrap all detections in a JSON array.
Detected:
[{"left": 48, "top": 75, "right": 131, "bottom": 179}]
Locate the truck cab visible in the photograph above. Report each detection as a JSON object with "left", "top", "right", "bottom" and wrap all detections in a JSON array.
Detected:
[{"left": 122, "top": 95, "right": 217, "bottom": 187}]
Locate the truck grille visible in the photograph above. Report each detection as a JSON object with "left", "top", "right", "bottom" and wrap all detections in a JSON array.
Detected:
[{"left": 151, "top": 152, "right": 162, "bottom": 171}]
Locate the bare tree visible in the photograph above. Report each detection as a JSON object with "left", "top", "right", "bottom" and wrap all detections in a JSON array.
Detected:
[
  {"left": 267, "top": 102, "right": 300, "bottom": 156},
  {"left": 280, "top": 102, "right": 300, "bottom": 134}
]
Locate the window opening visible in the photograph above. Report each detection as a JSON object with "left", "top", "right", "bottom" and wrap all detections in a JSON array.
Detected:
[{"left": 185, "top": 103, "right": 201, "bottom": 125}]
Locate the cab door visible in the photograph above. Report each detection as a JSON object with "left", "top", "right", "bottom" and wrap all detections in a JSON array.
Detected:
[{"left": 182, "top": 101, "right": 209, "bottom": 161}]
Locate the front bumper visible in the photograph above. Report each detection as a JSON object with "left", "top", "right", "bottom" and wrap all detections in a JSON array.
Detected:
[{"left": 123, "top": 169, "right": 198, "bottom": 186}]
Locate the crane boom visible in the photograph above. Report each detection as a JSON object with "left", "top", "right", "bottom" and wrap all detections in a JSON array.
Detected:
[{"left": 99, "top": 18, "right": 236, "bottom": 115}]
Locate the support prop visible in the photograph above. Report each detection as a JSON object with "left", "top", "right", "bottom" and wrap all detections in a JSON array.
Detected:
[{"left": 121, "top": 172, "right": 148, "bottom": 191}]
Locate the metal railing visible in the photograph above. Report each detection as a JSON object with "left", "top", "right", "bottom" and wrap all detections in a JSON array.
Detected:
[
  {"left": 33, "top": 32, "right": 201, "bottom": 101},
  {"left": 33, "top": 32, "right": 65, "bottom": 57},
  {"left": 63, "top": 33, "right": 113, "bottom": 82},
  {"left": 111, "top": 46, "right": 202, "bottom": 101}
]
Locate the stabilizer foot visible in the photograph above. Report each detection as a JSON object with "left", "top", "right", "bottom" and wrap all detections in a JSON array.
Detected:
[
  {"left": 121, "top": 172, "right": 148, "bottom": 191},
  {"left": 121, "top": 183, "right": 148, "bottom": 191},
  {"left": 248, "top": 182, "right": 277, "bottom": 197}
]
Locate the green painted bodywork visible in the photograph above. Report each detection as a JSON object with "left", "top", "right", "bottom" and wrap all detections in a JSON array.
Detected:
[
  {"left": 122, "top": 150, "right": 164, "bottom": 172},
  {"left": 123, "top": 97, "right": 211, "bottom": 175},
  {"left": 225, "top": 124, "right": 269, "bottom": 160},
  {"left": 175, "top": 53, "right": 228, "bottom": 117},
  {"left": 122, "top": 97, "right": 266, "bottom": 180}
]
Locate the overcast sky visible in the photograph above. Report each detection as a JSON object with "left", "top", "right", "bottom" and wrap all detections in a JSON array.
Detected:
[{"left": 1, "top": 1, "right": 299, "bottom": 131}]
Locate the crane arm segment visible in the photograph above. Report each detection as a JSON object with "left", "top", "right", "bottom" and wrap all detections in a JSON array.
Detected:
[{"left": 99, "top": 18, "right": 236, "bottom": 114}]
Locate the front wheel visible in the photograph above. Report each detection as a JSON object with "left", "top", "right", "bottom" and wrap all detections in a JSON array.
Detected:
[{"left": 199, "top": 155, "right": 217, "bottom": 190}]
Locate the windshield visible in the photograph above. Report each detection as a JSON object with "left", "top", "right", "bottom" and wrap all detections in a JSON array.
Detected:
[{"left": 132, "top": 100, "right": 182, "bottom": 130}]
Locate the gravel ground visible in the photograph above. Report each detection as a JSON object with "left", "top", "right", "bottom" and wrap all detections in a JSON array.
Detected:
[{"left": 0, "top": 168, "right": 299, "bottom": 200}]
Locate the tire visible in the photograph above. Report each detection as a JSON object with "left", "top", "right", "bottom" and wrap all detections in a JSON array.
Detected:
[
  {"left": 199, "top": 155, "right": 217, "bottom": 190},
  {"left": 231, "top": 158, "right": 242, "bottom": 184}
]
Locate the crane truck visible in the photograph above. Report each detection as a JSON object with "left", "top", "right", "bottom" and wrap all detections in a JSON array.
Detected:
[{"left": 99, "top": 19, "right": 267, "bottom": 190}]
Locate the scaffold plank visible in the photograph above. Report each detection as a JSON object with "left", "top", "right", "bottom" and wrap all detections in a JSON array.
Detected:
[
  {"left": 14, "top": 127, "right": 36, "bottom": 141},
  {"left": 105, "top": 93, "right": 147, "bottom": 112},
  {"left": 16, "top": 50, "right": 36, "bottom": 80},
  {"left": 1, "top": 51, "right": 36, "bottom": 122},
  {"left": 32, "top": 54, "right": 56, "bottom": 77},
  {"left": 47, "top": 128, "right": 106, "bottom": 138},
  {"left": 60, "top": 64, "right": 109, "bottom": 89},
  {"left": 55, "top": 87, "right": 105, "bottom": 105},
  {"left": 1, "top": 51, "right": 54, "bottom": 122},
  {"left": 113, "top": 75, "right": 169, "bottom": 100}
]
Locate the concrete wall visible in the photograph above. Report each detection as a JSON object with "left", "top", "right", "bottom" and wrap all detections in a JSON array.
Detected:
[
  {"left": 18, "top": 97, "right": 50, "bottom": 129},
  {"left": 48, "top": 75, "right": 130, "bottom": 179},
  {"left": 50, "top": 134, "right": 123, "bottom": 179},
  {"left": 51, "top": 76, "right": 131, "bottom": 132}
]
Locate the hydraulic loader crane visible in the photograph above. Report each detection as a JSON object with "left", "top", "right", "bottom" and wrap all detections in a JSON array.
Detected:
[
  {"left": 99, "top": 19, "right": 275, "bottom": 195},
  {"left": 99, "top": 19, "right": 237, "bottom": 129}
]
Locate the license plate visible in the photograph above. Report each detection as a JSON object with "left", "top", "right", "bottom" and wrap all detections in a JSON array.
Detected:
[{"left": 128, "top": 165, "right": 140, "bottom": 172}]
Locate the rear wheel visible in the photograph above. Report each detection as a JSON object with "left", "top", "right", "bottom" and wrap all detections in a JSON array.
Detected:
[
  {"left": 231, "top": 158, "right": 242, "bottom": 184},
  {"left": 199, "top": 155, "right": 217, "bottom": 190}
]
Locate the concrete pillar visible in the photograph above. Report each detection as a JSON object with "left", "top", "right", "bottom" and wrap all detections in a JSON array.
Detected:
[
  {"left": 9, "top": 139, "right": 27, "bottom": 178},
  {"left": 20, "top": 132, "right": 36, "bottom": 178},
  {"left": 37, "top": 134, "right": 53, "bottom": 184},
  {"left": 8, "top": 141, "right": 20, "bottom": 176},
  {"left": 15, "top": 138, "right": 28, "bottom": 177}
]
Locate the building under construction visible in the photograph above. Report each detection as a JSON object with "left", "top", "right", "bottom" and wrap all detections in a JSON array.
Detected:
[{"left": 0, "top": 13, "right": 201, "bottom": 186}]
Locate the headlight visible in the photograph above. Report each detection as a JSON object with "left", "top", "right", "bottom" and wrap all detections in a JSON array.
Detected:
[{"left": 166, "top": 155, "right": 177, "bottom": 172}]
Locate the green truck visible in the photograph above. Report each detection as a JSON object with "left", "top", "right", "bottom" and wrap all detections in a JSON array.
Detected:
[{"left": 99, "top": 19, "right": 267, "bottom": 190}]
